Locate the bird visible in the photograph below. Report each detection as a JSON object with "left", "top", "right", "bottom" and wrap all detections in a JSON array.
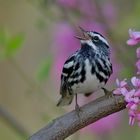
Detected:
[{"left": 57, "top": 27, "right": 113, "bottom": 111}]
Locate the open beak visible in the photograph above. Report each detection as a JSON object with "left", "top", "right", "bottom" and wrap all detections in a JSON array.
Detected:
[{"left": 74, "top": 26, "right": 90, "bottom": 40}]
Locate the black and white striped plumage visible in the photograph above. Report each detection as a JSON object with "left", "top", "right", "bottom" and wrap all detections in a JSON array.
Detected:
[{"left": 57, "top": 27, "right": 112, "bottom": 107}]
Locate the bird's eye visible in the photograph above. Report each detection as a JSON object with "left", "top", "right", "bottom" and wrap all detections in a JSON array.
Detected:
[{"left": 93, "top": 36, "right": 99, "bottom": 42}]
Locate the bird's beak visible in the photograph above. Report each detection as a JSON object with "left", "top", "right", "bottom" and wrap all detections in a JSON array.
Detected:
[{"left": 74, "top": 26, "right": 90, "bottom": 40}]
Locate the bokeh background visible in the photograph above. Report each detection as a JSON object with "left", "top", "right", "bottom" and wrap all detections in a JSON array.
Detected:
[{"left": 0, "top": 0, "right": 140, "bottom": 140}]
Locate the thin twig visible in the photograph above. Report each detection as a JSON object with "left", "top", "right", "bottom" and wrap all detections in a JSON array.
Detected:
[
  {"left": 0, "top": 105, "right": 29, "bottom": 138},
  {"left": 29, "top": 94, "right": 126, "bottom": 140}
]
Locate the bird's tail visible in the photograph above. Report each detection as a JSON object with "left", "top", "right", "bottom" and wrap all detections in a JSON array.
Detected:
[{"left": 56, "top": 95, "right": 74, "bottom": 106}]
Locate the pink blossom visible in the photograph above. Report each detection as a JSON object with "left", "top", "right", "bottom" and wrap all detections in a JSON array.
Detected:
[
  {"left": 125, "top": 90, "right": 140, "bottom": 126},
  {"left": 127, "top": 29, "right": 140, "bottom": 45},
  {"left": 128, "top": 111, "right": 140, "bottom": 126},
  {"left": 113, "top": 28, "right": 140, "bottom": 127},
  {"left": 113, "top": 79, "right": 128, "bottom": 95},
  {"left": 126, "top": 102, "right": 137, "bottom": 111},
  {"left": 116, "top": 79, "right": 127, "bottom": 87},
  {"left": 126, "top": 95, "right": 139, "bottom": 111},
  {"left": 131, "top": 76, "right": 140, "bottom": 87},
  {"left": 136, "top": 47, "right": 140, "bottom": 58},
  {"left": 129, "top": 115, "right": 135, "bottom": 126},
  {"left": 124, "top": 89, "right": 136, "bottom": 103},
  {"left": 113, "top": 88, "right": 122, "bottom": 95},
  {"left": 127, "top": 39, "right": 138, "bottom": 46},
  {"left": 114, "top": 77, "right": 140, "bottom": 126},
  {"left": 128, "top": 108, "right": 136, "bottom": 126},
  {"left": 136, "top": 59, "right": 140, "bottom": 74},
  {"left": 134, "top": 89, "right": 140, "bottom": 97}
]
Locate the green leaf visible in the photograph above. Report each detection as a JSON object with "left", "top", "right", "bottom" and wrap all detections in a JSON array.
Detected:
[
  {"left": 5, "top": 33, "right": 25, "bottom": 57},
  {"left": 37, "top": 57, "right": 52, "bottom": 82}
]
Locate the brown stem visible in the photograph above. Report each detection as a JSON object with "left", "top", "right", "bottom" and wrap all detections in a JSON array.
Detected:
[{"left": 28, "top": 94, "right": 126, "bottom": 140}]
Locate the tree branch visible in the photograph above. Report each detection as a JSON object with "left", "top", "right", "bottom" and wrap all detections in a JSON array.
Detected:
[{"left": 29, "top": 94, "right": 126, "bottom": 140}]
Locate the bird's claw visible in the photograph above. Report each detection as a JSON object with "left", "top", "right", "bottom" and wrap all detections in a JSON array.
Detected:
[{"left": 102, "top": 87, "right": 114, "bottom": 98}]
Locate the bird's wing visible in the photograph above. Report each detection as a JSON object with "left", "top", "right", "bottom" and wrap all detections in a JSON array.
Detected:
[{"left": 60, "top": 54, "right": 76, "bottom": 96}]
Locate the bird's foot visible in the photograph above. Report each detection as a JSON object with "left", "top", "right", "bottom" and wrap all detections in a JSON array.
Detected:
[
  {"left": 102, "top": 87, "right": 114, "bottom": 98},
  {"left": 102, "top": 87, "right": 120, "bottom": 106}
]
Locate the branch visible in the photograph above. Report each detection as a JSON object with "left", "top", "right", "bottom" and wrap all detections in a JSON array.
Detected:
[{"left": 29, "top": 94, "right": 126, "bottom": 140}]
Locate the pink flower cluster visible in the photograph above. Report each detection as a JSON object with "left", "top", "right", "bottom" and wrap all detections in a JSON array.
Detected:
[
  {"left": 114, "top": 78, "right": 140, "bottom": 126},
  {"left": 114, "top": 29, "right": 140, "bottom": 126},
  {"left": 136, "top": 47, "right": 140, "bottom": 74},
  {"left": 127, "top": 29, "right": 140, "bottom": 74},
  {"left": 127, "top": 29, "right": 140, "bottom": 46}
]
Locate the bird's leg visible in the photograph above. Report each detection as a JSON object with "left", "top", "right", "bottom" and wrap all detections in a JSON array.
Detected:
[
  {"left": 75, "top": 94, "right": 80, "bottom": 111},
  {"left": 102, "top": 87, "right": 114, "bottom": 98},
  {"left": 75, "top": 94, "right": 81, "bottom": 115}
]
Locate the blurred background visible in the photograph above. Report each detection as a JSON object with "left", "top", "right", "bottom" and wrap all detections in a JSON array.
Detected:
[{"left": 0, "top": 0, "right": 140, "bottom": 140}]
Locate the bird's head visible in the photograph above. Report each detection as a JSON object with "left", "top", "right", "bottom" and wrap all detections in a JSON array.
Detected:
[{"left": 75, "top": 27, "right": 110, "bottom": 55}]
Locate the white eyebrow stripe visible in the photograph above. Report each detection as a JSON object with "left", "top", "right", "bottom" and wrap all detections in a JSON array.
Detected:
[
  {"left": 90, "top": 32, "right": 109, "bottom": 46},
  {"left": 95, "top": 34, "right": 109, "bottom": 46}
]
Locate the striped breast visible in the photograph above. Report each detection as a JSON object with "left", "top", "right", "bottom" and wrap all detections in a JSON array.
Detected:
[{"left": 60, "top": 52, "right": 112, "bottom": 95}]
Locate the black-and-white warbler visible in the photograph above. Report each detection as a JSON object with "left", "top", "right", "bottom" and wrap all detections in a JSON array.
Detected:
[{"left": 57, "top": 27, "right": 112, "bottom": 110}]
